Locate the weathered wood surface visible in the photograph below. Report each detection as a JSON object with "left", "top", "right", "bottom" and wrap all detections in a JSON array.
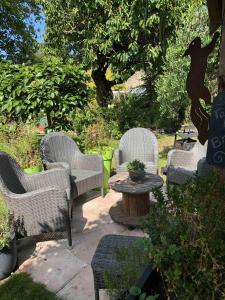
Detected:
[
  {"left": 109, "top": 200, "right": 153, "bottom": 228},
  {"left": 123, "top": 192, "right": 150, "bottom": 216},
  {"left": 109, "top": 172, "right": 163, "bottom": 195}
]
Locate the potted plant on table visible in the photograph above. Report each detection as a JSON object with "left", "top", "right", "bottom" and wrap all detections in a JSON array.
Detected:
[
  {"left": 127, "top": 160, "right": 146, "bottom": 182},
  {"left": 0, "top": 196, "right": 17, "bottom": 280}
]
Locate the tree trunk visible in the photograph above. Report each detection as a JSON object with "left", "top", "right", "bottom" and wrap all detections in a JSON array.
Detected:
[{"left": 92, "top": 68, "right": 113, "bottom": 107}]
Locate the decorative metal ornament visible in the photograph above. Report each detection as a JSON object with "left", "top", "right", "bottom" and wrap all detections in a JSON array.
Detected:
[{"left": 184, "top": 32, "right": 219, "bottom": 145}]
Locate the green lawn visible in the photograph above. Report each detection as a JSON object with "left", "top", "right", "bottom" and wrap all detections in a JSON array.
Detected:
[
  {"left": 157, "top": 134, "right": 174, "bottom": 176},
  {"left": 0, "top": 273, "right": 59, "bottom": 300}
]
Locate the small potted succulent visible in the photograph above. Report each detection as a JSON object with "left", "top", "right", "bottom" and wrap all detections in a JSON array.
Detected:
[
  {"left": 127, "top": 160, "right": 146, "bottom": 182},
  {"left": 0, "top": 196, "right": 17, "bottom": 280}
]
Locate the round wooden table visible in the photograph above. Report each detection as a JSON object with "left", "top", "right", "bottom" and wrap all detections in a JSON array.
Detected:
[{"left": 108, "top": 172, "right": 163, "bottom": 228}]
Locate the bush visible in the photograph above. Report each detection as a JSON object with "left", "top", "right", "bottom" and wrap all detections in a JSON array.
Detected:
[
  {"left": 0, "top": 59, "right": 91, "bottom": 130},
  {"left": 144, "top": 174, "right": 225, "bottom": 299},
  {"left": 0, "top": 123, "right": 41, "bottom": 168},
  {"left": 0, "top": 195, "right": 9, "bottom": 251}
]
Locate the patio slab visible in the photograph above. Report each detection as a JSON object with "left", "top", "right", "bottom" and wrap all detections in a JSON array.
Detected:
[
  {"left": 17, "top": 189, "right": 145, "bottom": 299},
  {"left": 19, "top": 241, "right": 86, "bottom": 293}
]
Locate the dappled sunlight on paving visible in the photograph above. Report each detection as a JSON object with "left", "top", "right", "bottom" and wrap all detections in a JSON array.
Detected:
[{"left": 17, "top": 188, "right": 147, "bottom": 299}]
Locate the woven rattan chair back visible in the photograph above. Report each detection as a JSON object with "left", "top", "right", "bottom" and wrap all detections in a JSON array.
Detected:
[
  {"left": 0, "top": 152, "right": 26, "bottom": 194},
  {"left": 119, "top": 128, "right": 158, "bottom": 162},
  {"left": 40, "top": 132, "right": 81, "bottom": 168}
]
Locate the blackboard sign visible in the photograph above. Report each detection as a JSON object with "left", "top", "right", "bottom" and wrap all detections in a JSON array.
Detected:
[{"left": 207, "top": 91, "right": 225, "bottom": 166}]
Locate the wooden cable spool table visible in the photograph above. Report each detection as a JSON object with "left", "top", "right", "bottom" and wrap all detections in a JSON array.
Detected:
[{"left": 108, "top": 172, "right": 163, "bottom": 228}]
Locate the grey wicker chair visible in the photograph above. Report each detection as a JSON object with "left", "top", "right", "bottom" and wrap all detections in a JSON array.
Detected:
[
  {"left": 166, "top": 141, "right": 208, "bottom": 185},
  {"left": 0, "top": 152, "right": 72, "bottom": 246},
  {"left": 115, "top": 128, "right": 158, "bottom": 174},
  {"left": 40, "top": 132, "right": 104, "bottom": 201}
]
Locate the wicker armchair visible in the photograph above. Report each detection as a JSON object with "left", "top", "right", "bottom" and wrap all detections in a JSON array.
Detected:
[
  {"left": 0, "top": 152, "right": 72, "bottom": 246},
  {"left": 115, "top": 128, "right": 158, "bottom": 174},
  {"left": 166, "top": 141, "right": 207, "bottom": 185},
  {"left": 40, "top": 132, "right": 104, "bottom": 200}
]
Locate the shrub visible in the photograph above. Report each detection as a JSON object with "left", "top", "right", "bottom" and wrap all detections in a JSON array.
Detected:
[
  {"left": 144, "top": 174, "right": 225, "bottom": 299},
  {"left": 0, "top": 195, "right": 9, "bottom": 251},
  {"left": 0, "top": 59, "right": 91, "bottom": 130},
  {"left": 0, "top": 123, "right": 41, "bottom": 168}
]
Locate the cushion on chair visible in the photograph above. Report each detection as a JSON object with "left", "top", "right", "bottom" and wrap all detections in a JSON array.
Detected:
[
  {"left": 167, "top": 166, "right": 196, "bottom": 185},
  {"left": 70, "top": 169, "right": 103, "bottom": 197},
  {"left": 117, "top": 161, "right": 157, "bottom": 174}
]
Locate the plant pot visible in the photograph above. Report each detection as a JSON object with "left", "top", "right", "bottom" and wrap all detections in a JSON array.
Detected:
[
  {"left": 126, "top": 263, "right": 166, "bottom": 300},
  {"left": 129, "top": 170, "right": 145, "bottom": 182},
  {"left": 24, "top": 165, "right": 43, "bottom": 174},
  {"left": 0, "top": 233, "right": 17, "bottom": 280}
]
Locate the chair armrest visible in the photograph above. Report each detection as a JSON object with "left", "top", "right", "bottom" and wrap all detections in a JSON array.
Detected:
[
  {"left": 167, "top": 149, "right": 196, "bottom": 168},
  {"left": 75, "top": 154, "right": 103, "bottom": 173},
  {"left": 24, "top": 169, "right": 71, "bottom": 199},
  {"left": 114, "top": 149, "right": 122, "bottom": 166},
  {"left": 5, "top": 187, "right": 68, "bottom": 236},
  {"left": 45, "top": 162, "right": 70, "bottom": 172}
]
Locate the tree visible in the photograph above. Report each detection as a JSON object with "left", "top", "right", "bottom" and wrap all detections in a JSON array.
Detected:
[
  {"left": 0, "top": 59, "right": 91, "bottom": 129},
  {"left": 41, "top": 0, "right": 187, "bottom": 107},
  {"left": 0, "top": 0, "right": 40, "bottom": 63}
]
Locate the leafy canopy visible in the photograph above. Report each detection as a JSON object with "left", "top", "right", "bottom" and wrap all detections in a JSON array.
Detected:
[
  {"left": 0, "top": 59, "right": 91, "bottom": 129},
  {"left": 41, "top": 0, "right": 189, "bottom": 106},
  {"left": 0, "top": 0, "right": 40, "bottom": 62}
]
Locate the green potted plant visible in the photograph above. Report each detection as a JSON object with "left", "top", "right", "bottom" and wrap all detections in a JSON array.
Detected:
[
  {"left": 127, "top": 160, "right": 146, "bottom": 182},
  {"left": 86, "top": 146, "right": 113, "bottom": 192},
  {"left": 0, "top": 196, "right": 17, "bottom": 280}
]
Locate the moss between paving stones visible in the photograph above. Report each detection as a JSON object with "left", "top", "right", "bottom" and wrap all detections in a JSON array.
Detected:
[{"left": 0, "top": 272, "right": 60, "bottom": 300}]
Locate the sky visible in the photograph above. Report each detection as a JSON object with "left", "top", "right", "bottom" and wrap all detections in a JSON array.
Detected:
[{"left": 34, "top": 13, "right": 45, "bottom": 43}]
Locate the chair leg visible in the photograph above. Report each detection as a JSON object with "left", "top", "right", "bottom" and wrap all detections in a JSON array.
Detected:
[
  {"left": 101, "top": 187, "right": 104, "bottom": 197},
  {"left": 94, "top": 287, "right": 100, "bottom": 300},
  {"left": 66, "top": 210, "right": 72, "bottom": 248}
]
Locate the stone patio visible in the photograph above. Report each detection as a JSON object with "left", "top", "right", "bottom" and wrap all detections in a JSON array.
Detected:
[{"left": 17, "top": 189, "right": 146, "bottom": 300}]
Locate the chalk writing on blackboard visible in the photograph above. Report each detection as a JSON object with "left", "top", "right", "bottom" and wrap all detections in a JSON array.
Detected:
[{"left": 207, "top": 90, "right": 225, "bottom": 166}]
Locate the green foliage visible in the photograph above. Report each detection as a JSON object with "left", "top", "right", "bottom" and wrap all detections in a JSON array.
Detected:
[
  {"left": 0, "top": 272, "right": 60, "bottom": 300},
  {"left": 0, "top": 0, "right": 40, "bottom": 63},
  {"left": 0, "top": 123, "right": 41, "bottom": 168},
  {"left": 129, "top": 287, "right": 158, "bottom": 300},
  {"left": 0, "top": 195, "right": 9, "bottom": 251},
  {"left": 42, "top": 0, "right": 187, "bottom": 106},
  {"left": 106, "top": 94, "right": 158, "bottom": 133},
  {"left": 127, "top": 160, "right": 145, "bottom": 172},
  {"left": 154, "top": 1, "right": 218, "bottom": 130},
  {"left": 104, "top": 239, "right": 149, "bottom": 300},
  {"left": 0, "top": 60, "right": 91, "bottom": 130},
  {"left": 144, "top": 174, "right": 225, "bottom": 299}
]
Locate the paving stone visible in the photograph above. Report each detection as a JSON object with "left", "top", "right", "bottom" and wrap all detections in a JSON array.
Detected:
[
  {"left": 19, "top": 243, "right": 86, "bottom": 293},
  {"left": 57, "top": 266, "right": 94, "bottom": 300}
]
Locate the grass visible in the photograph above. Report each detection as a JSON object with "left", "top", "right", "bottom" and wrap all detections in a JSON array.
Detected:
[
  {"left": 0, "top": 273, "right": 60, "bottom": 300},
  {"left": 157, "top": 134, "right": 174, "bottom": 175}
]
